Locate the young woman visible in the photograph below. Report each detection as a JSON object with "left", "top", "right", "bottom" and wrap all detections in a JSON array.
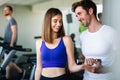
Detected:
[{"left": 35, "top": 8, "right": 85, "bottom": 80}]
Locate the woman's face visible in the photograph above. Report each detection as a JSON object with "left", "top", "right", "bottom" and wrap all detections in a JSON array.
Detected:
[{"left": 51, "top": 14, "right": 62, "bottom": 33}]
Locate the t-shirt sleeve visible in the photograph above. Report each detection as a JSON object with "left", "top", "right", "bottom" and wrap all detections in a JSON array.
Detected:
[{"left": 10, "top": 18, "right": 17, "bottom": 26}]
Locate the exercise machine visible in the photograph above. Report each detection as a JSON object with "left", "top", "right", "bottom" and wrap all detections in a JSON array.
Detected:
[{"left": 0, "top": 42, "right": 32, "bottom": 80}]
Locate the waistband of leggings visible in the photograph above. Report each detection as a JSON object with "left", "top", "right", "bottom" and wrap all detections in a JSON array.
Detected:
[{"left": 41, "top": 74, "right": 67, "bottom": 79}]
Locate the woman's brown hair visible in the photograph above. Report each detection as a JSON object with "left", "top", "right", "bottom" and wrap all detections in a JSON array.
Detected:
[{"left": 42, "top": 8, "right": 65, "bottom": 43}]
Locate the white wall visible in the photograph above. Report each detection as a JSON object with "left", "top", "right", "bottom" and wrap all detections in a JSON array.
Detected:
[{"left": 102, "top": 0, "right": 120, "bottom": 80}]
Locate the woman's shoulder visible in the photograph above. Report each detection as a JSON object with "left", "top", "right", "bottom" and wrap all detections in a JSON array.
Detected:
[
  {"left": 62, "top": 35, "right": 72, "bottom": 45},
  {"left": 36, "top": 38, "right": 43, "bottom": 47},
  {"left": 62, "top": 35, "right": 72, "bottom": 41}
]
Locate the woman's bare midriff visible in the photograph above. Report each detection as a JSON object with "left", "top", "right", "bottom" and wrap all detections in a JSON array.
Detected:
[{"left": 42, "top": 68, "right": 66, "bottom": 77}]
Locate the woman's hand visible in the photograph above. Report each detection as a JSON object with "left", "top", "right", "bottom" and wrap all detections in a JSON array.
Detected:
[{"left": 84, "top": 58, "right": 96, "bottom": 66}]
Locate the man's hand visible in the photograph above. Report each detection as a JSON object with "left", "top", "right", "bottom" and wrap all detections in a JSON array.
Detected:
[{"left": 84, "top": 58, "right": 102, "bottom": 73}]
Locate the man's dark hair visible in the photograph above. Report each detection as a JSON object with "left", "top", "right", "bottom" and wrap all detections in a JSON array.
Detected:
[
  {"left": 72, "top": 0, "right": 97, "bottom": 17},
  {"left": 5, "top": 5, "right": 13, "bottom": 12}
]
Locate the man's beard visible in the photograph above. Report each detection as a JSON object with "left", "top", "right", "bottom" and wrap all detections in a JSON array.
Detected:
[{"left": 4, "top": 13, "right": 10, "bottom": 16}]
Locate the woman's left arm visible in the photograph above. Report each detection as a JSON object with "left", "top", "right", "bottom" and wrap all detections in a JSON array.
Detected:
[{"left": 63, "top": 36, "right": 85, "bottom": 73}]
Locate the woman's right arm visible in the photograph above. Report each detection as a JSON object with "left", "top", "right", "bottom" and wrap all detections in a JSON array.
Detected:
[{"left": 35, "top": 39, "right": 42, "bottom": 80}]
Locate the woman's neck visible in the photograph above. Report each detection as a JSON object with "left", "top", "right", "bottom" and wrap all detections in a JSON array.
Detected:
[{"left": 52, "top": 32, "right": 58, "bottom": 40}]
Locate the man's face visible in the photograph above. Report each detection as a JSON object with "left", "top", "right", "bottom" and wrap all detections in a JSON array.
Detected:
[
  {"left": 4, "top": 7, "right": 11, "bottom": 16},
  {"left": 75, "top": 6, "right": 91, "bottom": 27}
]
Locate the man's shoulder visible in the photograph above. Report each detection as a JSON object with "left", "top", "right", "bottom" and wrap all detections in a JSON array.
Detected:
[
  {"left": 80, "top": 30, "right": 88, "bottom": 36},
  {"left": 103, "top": 25, "right": 116, "bottom": 33},
  {"left": 102, "top": 25, "right": 117, "bottom": 40},
  {"left": 10, "top": 17, "right": 16, "bottom": 21},
  {"left": 79, "top": 30, "right": 88, "bottom": 40},
  {"left": 103, "top": 25, "right": 114, "bottom": 29},
  {"left": 9, "top": 17, "right": 17, "bottom": 25}
]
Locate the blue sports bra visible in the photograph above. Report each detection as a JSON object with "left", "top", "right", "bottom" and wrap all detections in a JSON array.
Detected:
[{"left": 40, "top": 38, "right": 67, "bottom": 68}]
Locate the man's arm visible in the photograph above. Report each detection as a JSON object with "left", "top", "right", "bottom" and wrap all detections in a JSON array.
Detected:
[{"left": 10, "top": 25, "right": 17, "bottom": 47}]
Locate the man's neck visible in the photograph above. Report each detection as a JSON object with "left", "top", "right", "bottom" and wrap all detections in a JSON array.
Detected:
[
  {"left": 6, "top": 15, "right": 12, "bottom": 20},
  {"left": 88, "top": 18, "right": 102, "bottom": 33}
]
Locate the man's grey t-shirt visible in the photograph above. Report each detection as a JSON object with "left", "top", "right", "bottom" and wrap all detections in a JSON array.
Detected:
[{"left": 4, "top": 18, "right": 17, "bottom": 43}]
